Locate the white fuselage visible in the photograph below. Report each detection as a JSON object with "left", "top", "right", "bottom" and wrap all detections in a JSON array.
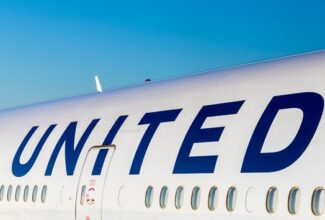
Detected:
[{"left": 1, "top": 51, "right": 325, "bottom": 220}]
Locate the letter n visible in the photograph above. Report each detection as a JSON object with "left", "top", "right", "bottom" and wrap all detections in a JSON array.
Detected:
[{"left": 45, "top": 119, "right": 100, "bottom": 176}]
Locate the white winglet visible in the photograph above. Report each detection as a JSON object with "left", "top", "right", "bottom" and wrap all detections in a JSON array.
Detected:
[{"left": 95, "top": 75, "right": 103, "bottom": 93}]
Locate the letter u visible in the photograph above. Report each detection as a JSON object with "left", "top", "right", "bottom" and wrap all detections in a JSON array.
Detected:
[{"left": 12, "top": 125, "right": 56, "bottom": 177}]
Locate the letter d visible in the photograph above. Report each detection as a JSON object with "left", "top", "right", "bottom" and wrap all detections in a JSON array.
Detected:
[{"left": 241, "top": 92, "right": 324, "bottom": 173}]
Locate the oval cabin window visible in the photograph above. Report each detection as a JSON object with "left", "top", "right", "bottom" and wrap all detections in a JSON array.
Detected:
[
  {"left": 191, "top": 186, "right": 201, "bottom": 210},
  {"left": 288, "top": 187, "right": 301, "bottom": 215},
  {"left": 208, "top": 186, "right": 218, "bottom": 211},
  {"left": 226, "top": 187, "right": 237, "bottom": 212},
  {"left": 7, "top": 185, "right": 13, "bottom": 201},
  {"left": 32, "top": 186, "right": 38, "bottom": 203},
  {"left": 23, "top": 185, "right": 29, "bottom": 202},
  {"left": 175, "top": 186, "right": 184, "bottom": 209},
  {"left": 80, "top": 185, "right": 86, "bottom": 205},
  {"left": 160, "top": 186, "right": 168, "bottom": 209},
  {"left": 15, "top": 185, "right": 21, "bottom": 202},
  {"left": 145, "top": 186, "right": 154, "bottom": 208},
  {"left": 266, "top": 187, "right": 278, "bottom": 214},
  {"left": 312, "top": 187, "right": 325, "bottom": 216},
  {"left": 41, "top": 185, "right": 47, "bottom": 203},
  {"left": 0, "top": 185, "right": 4, "bottom": 201}
]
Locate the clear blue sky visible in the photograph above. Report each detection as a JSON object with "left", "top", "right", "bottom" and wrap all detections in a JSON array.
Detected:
[{"left": 0, "top": 0, "right": 324, "bottom": 109}]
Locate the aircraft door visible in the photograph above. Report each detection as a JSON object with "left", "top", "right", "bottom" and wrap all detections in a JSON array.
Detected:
[{"left": 76, "top": 146, "right": 115, "bottom": 220}]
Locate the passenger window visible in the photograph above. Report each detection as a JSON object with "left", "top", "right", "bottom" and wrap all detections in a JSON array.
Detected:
[
  {"left": 145, "top": 186, "right": 154, "bottom": 208},
  {"left": 80, "top": 185, "right": 86, "bottom": 205},
  {"left": 312, "top": 187, "right": 325, "bottom": 216},
  {"left": 175, "top": 186, "right": 184, "bottom": 209},
  {"left": 41, "top": 185, "right": 47, "bottom": 203},
  {"left": 32, "top": 186, "right": 38, "bottom": 203},
  {"left": 160, "top": 186, "right": 168, "bottom": 209},
  {"left": 191, "top": 186, "right": 201, "bottom": 210},
  {"left": 208, "top": 186, "right": 218, "bottom": 211},
  {"left": 23, "top": 185, "right": 29, "bottom": 202},
  {"left": 15, "top": 185, "right": 21, "bottom": 202},
  {"left": 226, "top": 187, "right": 237, "bottom": 212},
  {"left": 7, "top": 185, "right": 12, "bottom": 201},
  {"left": 288, "top": 187, "right": 301, "bottom": 215},
  {"left": 266, "top": 187, "right": 278, "bottom": 214},
  {"left": 0, "top": 185, "right": 4, "bottom": 201}
]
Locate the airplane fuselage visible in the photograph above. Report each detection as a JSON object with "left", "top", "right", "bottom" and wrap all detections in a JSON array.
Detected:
[{"left": 1, "top": 51, "right": 325, "bottom": 220}]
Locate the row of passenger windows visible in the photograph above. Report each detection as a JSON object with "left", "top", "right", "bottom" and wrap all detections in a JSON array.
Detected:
[
  {"left": 0, "top": 185, "right": 47, "bottom": 203},
  {"left": 145, "top": 186, "right": 325, "bottom": 216},
  {"left": 145, "top": 186, "right": 236, "bottom": 211}
]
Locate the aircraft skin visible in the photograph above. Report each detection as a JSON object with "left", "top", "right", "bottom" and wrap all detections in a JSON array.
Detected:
[{"left": 0, "top": 51, "right": 325, "bottom": 220}]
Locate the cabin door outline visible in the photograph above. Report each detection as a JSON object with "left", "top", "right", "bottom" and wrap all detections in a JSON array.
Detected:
[{"left": 75, "top": 145, "right": 116, "bottom": 220}]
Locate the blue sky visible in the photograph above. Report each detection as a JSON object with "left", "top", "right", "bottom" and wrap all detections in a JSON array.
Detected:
[{"left": 0, "top": 0, "right": 324, "bottom": 109}]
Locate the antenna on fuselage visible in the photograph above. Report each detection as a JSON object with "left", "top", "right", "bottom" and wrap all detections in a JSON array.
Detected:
[{"left": 95, "top": 75, "right": 103, "bottom": 93}]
